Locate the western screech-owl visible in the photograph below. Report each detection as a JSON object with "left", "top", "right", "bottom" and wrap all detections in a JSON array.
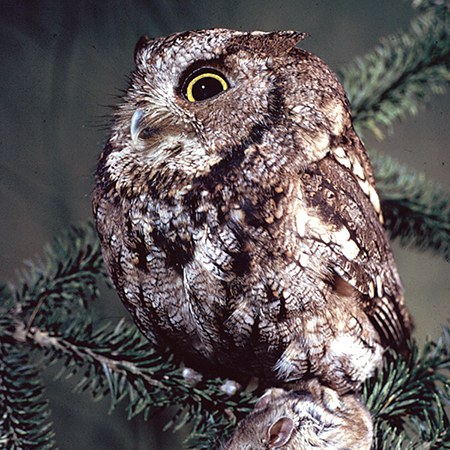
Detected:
[{"left": 93, "top": 29, "right": 411, "bottom": 393}]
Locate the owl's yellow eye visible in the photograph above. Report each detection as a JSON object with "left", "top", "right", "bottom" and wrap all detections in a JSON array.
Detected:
[{"left": 183, "top": 68, "right": 229, "bottom": 102}]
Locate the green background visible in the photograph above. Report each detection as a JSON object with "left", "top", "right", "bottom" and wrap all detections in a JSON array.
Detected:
[{"left": 0, "top": 1, "right": 448, "bottom": 448}]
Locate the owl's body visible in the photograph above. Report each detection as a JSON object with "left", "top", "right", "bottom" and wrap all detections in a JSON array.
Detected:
[
  {"left": 93, "top": 29, "right": 411, "bottom": 393},
  {"left": 224, "top": 380, "right": 373, "bottom": 450}
]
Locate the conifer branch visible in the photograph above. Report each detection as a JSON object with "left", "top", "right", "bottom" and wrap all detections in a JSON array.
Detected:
[
  {"left": 0, "top": 340, "right": 55, "bottom": 450},
  {"left": 370, "top": 150, "right": 450, "bottom": 259},
  {"left": 5, "top": 303, "right": 449, "bottom": 448},
  {"left": 13, "top": 224, "right": 105, "bottom": 331},
  {"left": 363, "top": 328, "right": 450, "bottom": 449},
  {"left": 341, "top": 6, "right": 449, "bottom": 138},
  {"left": 0, "top": 2, "right": 449, "bottom": 447},
  {"left": 2, "top": 222, "right": 449, "bottom": 448},
  {"left": 7, "top": 317, "right": 254, "bottom": 449}
]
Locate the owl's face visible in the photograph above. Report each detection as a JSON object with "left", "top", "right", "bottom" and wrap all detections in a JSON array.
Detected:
[{"left": 104, "top": 28, "right": 351, "bottom": 196}]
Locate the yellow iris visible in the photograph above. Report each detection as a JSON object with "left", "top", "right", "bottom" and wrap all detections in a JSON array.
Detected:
[{"left": 185, "top": 72, "right": 229, "bottom": 102}]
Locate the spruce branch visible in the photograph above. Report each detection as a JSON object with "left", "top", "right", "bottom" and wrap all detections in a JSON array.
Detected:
[
  {"left": 363, "top": 327, "right": 450, "bottom": 449},
  {"left": 3, "top": 223, "right": 254, "bottom": 448},
  {"left": 8, "top": 318, "right": 255, "bottom": 450},
  {"left": 13, "top": 223, "right": 105, "bottom": 332},
  {"left": 6, "top": 309, "right": 449, "bottom": 448},
  {"left": 0, "top": 341, "right": 55, "bottom": 450},
  {"left": 0, "top": 219, "right": 448, "bottom": 448},
  {"left": 370, "top": 149, "right": 450, "bottom": 259},
  {"left": 341, "top": 6, "right": 449, "bottom": 138}
]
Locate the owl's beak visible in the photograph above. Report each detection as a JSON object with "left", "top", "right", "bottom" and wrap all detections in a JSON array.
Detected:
[{"left": 130, "top": 108, "right": 159, "bottom": 142}]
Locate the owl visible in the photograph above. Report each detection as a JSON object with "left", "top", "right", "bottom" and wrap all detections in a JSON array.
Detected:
[
  {"left": 93, "top": 29, "right": 411, "bottom": 394},
  {"left": 224, "top": 379, "right": 373, "bottom": 450}
]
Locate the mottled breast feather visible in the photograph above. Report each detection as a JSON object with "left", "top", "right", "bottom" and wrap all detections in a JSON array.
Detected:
[{"left": 93, "top": 28, "right": 411, "bottom": 394}]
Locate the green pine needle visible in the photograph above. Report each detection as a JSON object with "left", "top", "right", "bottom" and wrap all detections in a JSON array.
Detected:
[
  {"left": 0, "top": 343, "right": 56, "bottom": 450},
  {"left": 13, "top": 223, "right": 105, "bottom": 331},
  {"left": 1, "top": 1, "right": 450, "bottom": 447},
  {"left": 341, "top": 6, "right": 449, "bottom": 139},
  {"left": 363, "top": 328, "right": 450, "bottom": 449},
  {"left": 370, "top": 149, "right": 450, "bottom": 260}
]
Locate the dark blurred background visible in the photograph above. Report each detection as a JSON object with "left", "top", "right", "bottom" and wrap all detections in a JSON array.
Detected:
[{"left": 0, "top": 1, "right": 448, "bottom": 448}]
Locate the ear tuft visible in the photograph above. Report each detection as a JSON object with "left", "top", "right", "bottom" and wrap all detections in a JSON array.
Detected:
[
  {"left": 225, "top": 30, "right": 308, "bottom": 57},
  {"left": 134, "top": 35, "right": 154, "bottom": 65},
  {"left": 252, "top": 30, "right": 308, "bottom": 54}
]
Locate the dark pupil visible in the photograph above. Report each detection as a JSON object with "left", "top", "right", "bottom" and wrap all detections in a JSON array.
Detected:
[{"left": 192, "top": 77, "right": 224, "bottom": 101}]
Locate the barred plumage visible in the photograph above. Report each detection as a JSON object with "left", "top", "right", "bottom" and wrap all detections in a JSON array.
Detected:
[{"left": 93, "top": 28, "right": 411, "bottom": 393}]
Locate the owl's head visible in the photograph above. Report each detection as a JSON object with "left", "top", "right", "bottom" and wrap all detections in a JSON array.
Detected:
[{"left": 102, "top": 29, "right": 351, "bottom": 196}]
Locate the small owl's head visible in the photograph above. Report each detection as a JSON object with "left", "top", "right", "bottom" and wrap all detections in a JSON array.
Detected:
[
  {"left": 128, "top": 29, "right": 305, "bottom": 147},
  {"left": 102, "top": 28, "right": 351, "bottom": 196}
]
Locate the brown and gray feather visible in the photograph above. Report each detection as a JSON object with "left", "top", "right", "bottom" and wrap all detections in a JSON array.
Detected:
[{"left": 93, "top": 28, "right": 411, "bottom": 393}]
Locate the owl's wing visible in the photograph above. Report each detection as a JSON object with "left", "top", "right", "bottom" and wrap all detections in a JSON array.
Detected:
[{"left": 301, "top": 142, "right": 411, "bottom": 351}]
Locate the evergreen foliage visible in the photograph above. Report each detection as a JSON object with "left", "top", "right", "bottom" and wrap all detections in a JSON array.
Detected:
[
  {"left": 0, "top": 337, "right": 55, "bottom": 449},
  {"left": 370, "top": 150, "right": 450, "bottom": 260},
  {"left": 345, "top": 0, "right": 450, "bottom": 261},
  {"left": 365, "top": 329, "right": 450, "bottom": 449},
  {"left": 1, "top": 225, "right": 448, "bottom": 448},
  {"left": 0, "top": 1, "right": 449, "bottom": 448},
  {"left": 341, "top": 0, "right": 449, "bottom": 139}
]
